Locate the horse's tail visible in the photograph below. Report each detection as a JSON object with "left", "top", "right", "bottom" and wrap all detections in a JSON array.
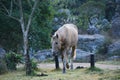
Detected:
[{"left": 73, "top": 49, "right": 76, "bottom": 60}]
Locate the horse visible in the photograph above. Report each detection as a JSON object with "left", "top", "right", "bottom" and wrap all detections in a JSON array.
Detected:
[{"left": 51, "top": 24, "right": 78, "bottom": 73}]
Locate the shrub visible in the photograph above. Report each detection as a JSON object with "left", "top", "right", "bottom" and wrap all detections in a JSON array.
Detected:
[
  {"left": 0, "top": 59, "right": 8, "bottom": 74},
  {"left": 5, "top": 52, "right": 22, "bottom": 70},
  {"left": 26, "top": 59, "right": 38, "bottom": 76},
  {"left": 96, "top": 38, "right": 112, "bottom": 55},
  {"left": 77, "top": 1, "right": 105, "bottom": 31},
  {"left": 87, "top": 66, "right": 102, "bottom": 72},
  {"left": 31, "top": 59, "right": 38, "bottom": 71}
]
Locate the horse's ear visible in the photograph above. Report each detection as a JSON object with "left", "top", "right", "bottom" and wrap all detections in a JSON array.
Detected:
[{"left": 56, "top": 34, "right": 59, "bottom": 38}]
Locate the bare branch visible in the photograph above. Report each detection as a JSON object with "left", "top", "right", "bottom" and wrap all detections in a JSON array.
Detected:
[
  {"left": 0, "top": 2, "right": 9, "bottom": 14},
  {"left": 10, "top": 0, "right": 13, "bottom": 15},
  {"left": 26, "top": 0, "right": 39, "bottom": 33},
  {"left": 0, "top": 0, "right": 19, "bottom": 21},
  {"left": 9, "top": 15, "right": 20, "bottom": 21},
  {"left": 19, "top": 0, "right": 25, "bottom": 33}
]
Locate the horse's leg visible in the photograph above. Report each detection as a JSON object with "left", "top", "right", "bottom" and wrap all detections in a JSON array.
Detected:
[
  {"left": 66, "top": 49, "right": 70, "bottom": 69},
  {"left": 62, "top": 50, "right": 67, "bottom": 73},
  {"left": 70, "top": 46, "right": 76, "bottom": 70}
]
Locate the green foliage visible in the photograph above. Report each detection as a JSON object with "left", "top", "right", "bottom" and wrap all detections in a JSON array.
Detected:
[
  {"left": 5, "top": 52, "right": 22, "bottom": 70},
  {"left": 51, "top": 0, "right": 86, "bottom": 10},
  {"left": 31, "top": 59, "right": 38, "bottom": 71},
  {"left": 77, "top": 1, "right": 105, "bottom": 31},
  {"left": 29, "top": 0, "right": 54, "bottom": 50},
  {"left": 0, "top": 59, "right": 8, "bottom": 74},
  {"left": 0, "top": 13, "right": 22, "bottom": 52},
  {"left": 87, "top": 66, "right": 103, "bottom": 72},
  {"left": 96, "top": 39, "right": 112, "bottom": 55},
  {"left": 26, "top": 59, "right": 38, "bottom": 76},
  {"left": 0, "top": 0, "right": 54, "bottom": 51}
]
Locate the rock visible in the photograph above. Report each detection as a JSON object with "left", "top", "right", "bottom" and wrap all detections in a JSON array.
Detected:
[
  {"left": 108, "top": 40, "right": 120, "bottom": 54},
  {"left": 75, "top": 49, "right": 92, "bottom": 61},
  {"left": 76, "top": 49, "right": 92, "bottom": 58},
  {"left": 33, "top": 49, "right": 92, "bottom": 62},
  {"left": 77, "top": 34, "right": 105, "bottom": 53},
  {"left": 111, "top": 0, "right": 120, "bottom": 38},
  {"left": 87, "top": 24, "right": 99, "bottom": 34},
  {"left": 34, "top": 49, "right": 52, "bottom": 61},
  {"left": 111, "top": 15, "right": 120, "bottom": 38},
  {"left": 0, "top": 47, "right": 6, "bottom": 59},
  {"left": 107, "top": 56, "right": 120, "bottom": 60},
  {"left": 115, "top": 0, "right": 120, "bottom": 14},
  {"left": 101, "top": 19, "right": 111, "bottom": 31},
  {"left": 87, "top": 15, "right": 100, "bottom": 34},
  {"left": 58, "top": 9, "right": 71, "bottom": 16}
]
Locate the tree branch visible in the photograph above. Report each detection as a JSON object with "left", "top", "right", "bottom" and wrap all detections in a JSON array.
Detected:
[
  {"left": 0, "top": 0, "right": 19, "bottom": 21},
  {"left": 8, "top": 15, "right": 20, "bottom": 21},
  {"left": 0, "top": 2, "right": 9, "bottom": 14},
  {"left": 10, "top": 0, "right": 13, "bottom": 15},
  {"left": 26, "top": 0, "right": 39, "bottom": 33},
  {"left": 19, "top": 0, "right": 25, "bottom": 33}
]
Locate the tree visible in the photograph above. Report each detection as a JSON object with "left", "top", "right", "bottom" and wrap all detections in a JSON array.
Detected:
[
  {"left": 0, "top": 13, "right": 22, "bottom": 52},
  {"left": 0, "top": 0, "right": 39, "bottom": 75},
  {"left": 29, "top": 0, "right": 54, "bottom": 51},
  {"left": 77, "top": 1, "right": 105, "bottom": 31}
]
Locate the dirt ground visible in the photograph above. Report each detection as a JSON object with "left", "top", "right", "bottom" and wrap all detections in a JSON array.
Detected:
[{"left": 38, "top": 62, "right": 120, "bottom": 70}]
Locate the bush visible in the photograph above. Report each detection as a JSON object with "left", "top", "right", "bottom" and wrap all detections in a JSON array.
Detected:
[
  {"left": 0, "top": 59, "right": 8, "bottom": 74},
  {"left": 26, "top": 59, "right": 38, "bottom": 76},
  {"left": 96, "top": 38, "right": 112, "bottom": 55},
  {"left": 77, "top": 1, "right": 105, "bottom": 31},
  {"left": 31, "top": 59, "right": 38, "bottom": 71},
  {"left": 5, "top": 52, "right": 22, "bottom": 70}
]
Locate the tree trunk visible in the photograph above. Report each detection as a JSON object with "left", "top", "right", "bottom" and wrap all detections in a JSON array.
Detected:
[
  {"left": 25, "top": 49, "right": 32, "bottom": 75},
  {"left": 23, "top": 33, "right": 32, "bottom": 75},
  {"left": 1, "top": 0, "right": 39, "bottom": 76}
]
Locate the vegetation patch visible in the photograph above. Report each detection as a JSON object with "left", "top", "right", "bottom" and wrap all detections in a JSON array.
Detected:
[
  {"left": 0, "top": 66, "right": 120, "bottom": 80},
  {"left": 97, "top": 61, "right": 120, "bottom": 65},
  {"left": 87, "top": 67, "right": 103, "bottom": 72},
  {"left": 99, "top": 69, "right": 120, "bottom": 80}
]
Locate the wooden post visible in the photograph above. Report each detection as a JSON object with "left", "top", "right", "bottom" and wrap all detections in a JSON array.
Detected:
[
  {"left": 55, "top": 55, "right": 59, "bottom": 69},
  {"left": 90, "top": 54, "right": 95, "bottom": 68}
]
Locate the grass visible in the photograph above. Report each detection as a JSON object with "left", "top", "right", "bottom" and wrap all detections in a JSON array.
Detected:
[
  {"left": 87, "top": 66, "right": 103, "bottom": 72},
  {"left": 0, "top": 67, "right": 120, "bottom": 80},
  {"left": 97, "top": 61, "right": 120, "bottom": 65}
]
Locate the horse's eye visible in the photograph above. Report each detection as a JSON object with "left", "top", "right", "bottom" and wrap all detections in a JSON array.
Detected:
[{"left": 55, "top": 42, "right": 58, "bottom": 44}]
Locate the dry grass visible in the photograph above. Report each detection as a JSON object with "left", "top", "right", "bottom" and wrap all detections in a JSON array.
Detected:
[
  {"left": 97, "top": 61, "right": 120, "bottom": 65},
  {"left": 0, "top": 67, "right": 120, "bottom": 80}
]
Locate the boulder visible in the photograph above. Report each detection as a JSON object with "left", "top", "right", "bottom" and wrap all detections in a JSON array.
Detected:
[
  {"left": 34, "top": 49, "right": 52, "bottom": 61},
  {"left": 111, "top": 15, "right": 120, "bottom": 38},
  {"left": 58, "top": 9, "right": 71, "bottom": 16},
  {"left": 75, "top": 49, "right": 92, "bottom": 62},
  {"left": 87, "top": 24, "right": 100, "bottom": 34},
  {"left": 33, "top": 49, "right": 92, "bottom": 62},
  {"left": 0, "top": 48, "right": 6, "bottom": 59},
  {"left": 77, "top": 34, "right": 105, "bottom": 53},
  {"left": 108, "top": 40, "right": 120, "bottom": 54},
  {"left": 107, "top": 56, "right": 120, "bottom": 60}
]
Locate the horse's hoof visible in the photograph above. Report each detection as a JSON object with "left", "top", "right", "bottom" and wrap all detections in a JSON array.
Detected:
[
  {"left": 62, "top": 71, "right": 66, "bottom": 74},
  {"left": 71, "top": 65, "right": 73, "bottom": 70},
  {"left": 66, "top": 63, "right": 69, "bottom": 69},
  {"left": 63, "top": 68, "right": 66, "bottom": 73}
]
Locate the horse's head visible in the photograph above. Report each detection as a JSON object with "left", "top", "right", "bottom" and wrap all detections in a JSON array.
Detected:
[{"left": 51, "top": 33, "right": 61, "bottom": 56}]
